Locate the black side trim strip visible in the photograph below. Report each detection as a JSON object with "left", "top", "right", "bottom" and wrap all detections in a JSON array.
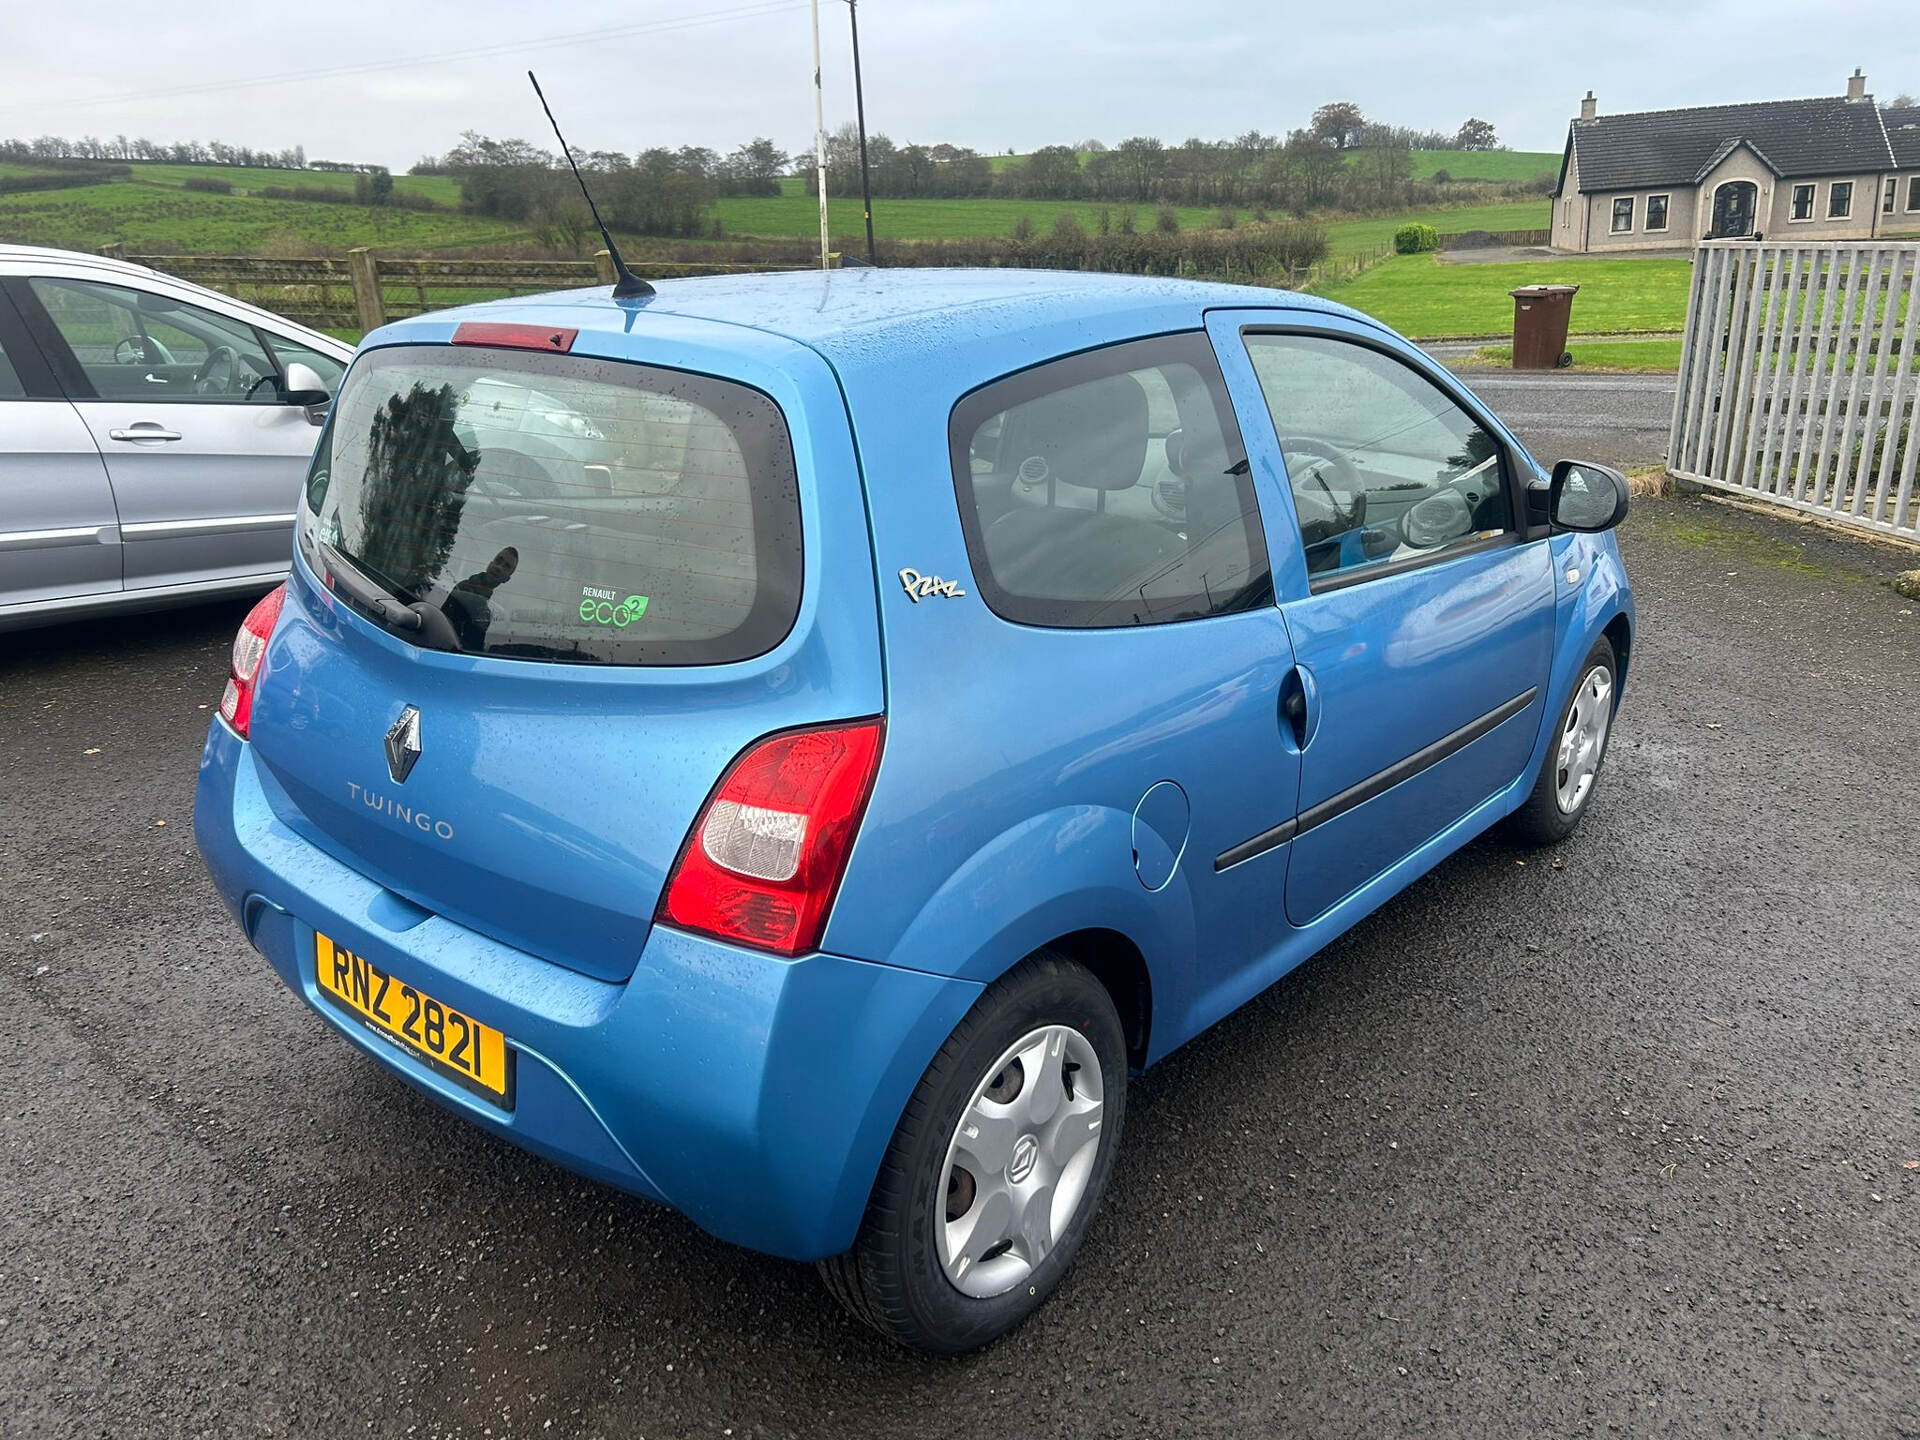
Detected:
[
  {"left": 1210, "top": 685, "right": 1539, "bottom": 873},
  {"left": 1295, "top": 686, "right": 1539, "bottom": 837},
  {"left": 1213, "top": 817, "right": 1297, "bottom": 873}
]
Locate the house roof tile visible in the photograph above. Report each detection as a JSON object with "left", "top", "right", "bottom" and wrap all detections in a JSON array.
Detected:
[
  {"left": 1884, "top": 106, "right": 1920, "bottom": 168},
  {"left": 1568, "top": 95, "right": 1896, "bottom": 194}
]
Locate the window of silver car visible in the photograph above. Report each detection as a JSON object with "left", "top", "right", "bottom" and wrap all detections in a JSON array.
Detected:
[
  {"left": 28, "top": 277, "right": 281, "bottom": 404},
  {"left": 0, "top": 338, "right": 22, "bottom": 399},
  {"left": 259, "top": 333, "right": 347, "bottom": 393}
]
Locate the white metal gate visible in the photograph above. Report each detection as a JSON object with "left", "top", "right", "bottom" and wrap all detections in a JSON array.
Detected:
[{"left": 1669, "top": 240, "right": 1919, "bottom": 541}]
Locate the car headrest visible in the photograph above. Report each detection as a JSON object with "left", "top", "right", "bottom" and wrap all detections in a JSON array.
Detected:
[
  {"left": 1163, "top": 427, "right": 1189, "bottom": 477},
  {"left": 1004, "top": 373, "right": 1149, "bottom": 492}
]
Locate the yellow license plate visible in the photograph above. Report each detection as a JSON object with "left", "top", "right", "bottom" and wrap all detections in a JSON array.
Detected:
[{"left": 314, "top": 934, "right": 514, "bottom": 1107}]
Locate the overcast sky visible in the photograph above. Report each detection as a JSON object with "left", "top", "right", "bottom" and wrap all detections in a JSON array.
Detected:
[{"left": 1, "top": 0, "right": 1915, "bottom": 167}]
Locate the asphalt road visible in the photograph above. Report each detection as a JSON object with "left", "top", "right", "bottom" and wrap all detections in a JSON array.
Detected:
[
  {"left": 1446, "top": 365, "right": 1678, "bottom": 473},
  {"left": 3, "top": 495, "right": 1918, "bottom": 1439}
]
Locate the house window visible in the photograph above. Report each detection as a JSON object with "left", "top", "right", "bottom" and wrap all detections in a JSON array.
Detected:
[
  {"left": 1791, "top": 184, "right": 1815, "bottom": 221},
  {"left": 1909, "top": 176, "right": 1920, "bottom": 212},
  {"left": 1645, "top": 194, "right": 1670, "bottom": 232},
  {"left": 1828, "top": 181, "right": 1853, "bottom": 219},
  {"left": 1887, "top": 178, "right": 1899, "bottom": 214},
  {"left": 1611, "top": 197, "right": 1634, "bottom": 233}
]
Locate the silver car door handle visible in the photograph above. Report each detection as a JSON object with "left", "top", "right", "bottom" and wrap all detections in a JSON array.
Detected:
[{"left": 107, "top": 426, "right": 184, "bottom": 442}]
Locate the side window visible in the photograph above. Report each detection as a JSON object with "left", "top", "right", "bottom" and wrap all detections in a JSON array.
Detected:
[
  {"left": 28, "top": 278, "right": 280, "bottom": 404},
  {"left": 949, "top": 332, "right": 1271, "bottom": 628},
  {"left": 260, "top": 333, "right": 347, "bottom": 393},
  {"left": 0, "top": 336, "right": 24, "bottom": 400},
  {"left": 1241, "top": 333, "right": 1513, "bottom": 584}
]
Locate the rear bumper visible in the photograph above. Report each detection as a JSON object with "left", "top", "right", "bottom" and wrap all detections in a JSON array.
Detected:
[{"left": 192, "top": 722, "right": 980, "bottom": 1262}]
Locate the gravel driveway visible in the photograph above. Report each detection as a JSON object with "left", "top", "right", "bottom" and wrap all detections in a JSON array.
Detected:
[{"left": 2, "top": 496, "right": 1916, "bottom": 1439}]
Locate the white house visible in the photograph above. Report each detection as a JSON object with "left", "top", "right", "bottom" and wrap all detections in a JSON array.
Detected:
[{"left": 1551, "top": 70, "right": 1920, "bottom": 253}]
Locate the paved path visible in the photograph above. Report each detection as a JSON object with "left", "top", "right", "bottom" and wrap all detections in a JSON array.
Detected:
[
  {"left": 1446, "top": 366, "right": 1678, "bottom": 471},
  {"left": 2, "top": 498, "right": 1917, "bottom": 1438}
]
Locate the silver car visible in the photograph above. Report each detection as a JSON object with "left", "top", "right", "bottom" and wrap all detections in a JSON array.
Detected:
[{"left": 0, "top": 246, "right": 353, "bottom": 631}]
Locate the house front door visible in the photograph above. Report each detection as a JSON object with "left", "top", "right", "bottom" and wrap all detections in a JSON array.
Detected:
[{"left": 1711, "top": 181, "right": 1758, "bottom": 238}]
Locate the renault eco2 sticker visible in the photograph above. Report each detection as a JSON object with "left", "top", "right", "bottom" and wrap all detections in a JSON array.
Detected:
[{"left": 580, "top": 586, "right": 650, "bottom": 627}]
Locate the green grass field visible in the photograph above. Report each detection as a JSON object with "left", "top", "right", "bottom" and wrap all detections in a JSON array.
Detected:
[
  {"left": 716, "top": 191, "right": 1265, "bottom": 241},
  {"left": 980, "top": 147, "right": 1558, "bottom": 182},
  {"left": 119, "top": 162, "right": 465, "bottom": 205},
  {"left": 1403, "top": 149, "right": 1557, "bottom": 182},
  {"left": 0, "top": 180, "right": 525, "bottom": 253},
  {"left": 0, "top": 153, "right": 1559, "bottom": 261},
  {"left": 1316, "top": 253, "right": 1694, "bottom": 339},
  {"left": 719, "top": 193, "right": 1551, "bottom": 256},
  {"left": 1320, "top": 200, "right": 1551, "bottom": 259}
]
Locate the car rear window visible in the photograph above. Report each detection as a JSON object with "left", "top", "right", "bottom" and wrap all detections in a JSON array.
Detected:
[{"left": 299, "top": 344, "right": 802, "bottom": 665}]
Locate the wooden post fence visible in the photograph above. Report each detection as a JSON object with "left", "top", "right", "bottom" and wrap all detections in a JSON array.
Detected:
[
  {"left": 347, "top": 247, "right": 385, "bottom": 331},
  {"left": 101, "top": 250, "right": 815, "bottom": 333}
]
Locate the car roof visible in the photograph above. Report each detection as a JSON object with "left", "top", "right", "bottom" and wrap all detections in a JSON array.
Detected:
[
  {"left": 0, "top": 244, "right": 353, "bottom": 358},
  {"left": 381, "top": 267, "right": 1381, "bottom": 373},
  {"left": 0, "top": 244, "right": 170, "bottom": 283}
]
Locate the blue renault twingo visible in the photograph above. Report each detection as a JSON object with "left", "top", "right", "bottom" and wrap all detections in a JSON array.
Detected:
[{"left": 194, "top": 267, "right": 1632, "bottom": 1354}]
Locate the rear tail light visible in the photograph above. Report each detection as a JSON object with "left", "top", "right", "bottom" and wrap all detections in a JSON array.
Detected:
[
  {"left": 217, "top": 584, "right": 287, "bottom": 738},
  {"left": 659, "top": 719, "right": 884, "bottom": 957}
]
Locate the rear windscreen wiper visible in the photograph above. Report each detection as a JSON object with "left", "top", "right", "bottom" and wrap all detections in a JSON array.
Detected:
[{"left": 316, "top": 543, "right": 462, "bottom": 652}]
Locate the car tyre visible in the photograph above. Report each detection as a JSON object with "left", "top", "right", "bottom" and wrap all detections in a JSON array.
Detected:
[
  {"left": 1505, "top": 633, "right": 1617, "bottom": 846},
  {"left": 818, "top": 952, "right": 1128, "bottom": 1355}
]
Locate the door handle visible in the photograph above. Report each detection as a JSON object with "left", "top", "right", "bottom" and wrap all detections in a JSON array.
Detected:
[
  {"left": 108, "top": 425, "right": 184, "bottom": 442},
  {"left": 1279, "top": 663, "right": 1319, "bottom": 751}
]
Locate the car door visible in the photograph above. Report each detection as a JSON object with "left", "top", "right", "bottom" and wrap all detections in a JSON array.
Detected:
[
  {"left": 835, "top": 328, "right": 1303, "bottom": 1026},
  {"left": 0, "top": 281, "right": 122, "bottom": 614},
  {"left": 9, "top": 273, "right": 323, "bottom": 592},
  {"left": 1206, "top": 310, "right": 1556, "bottom": 926}
]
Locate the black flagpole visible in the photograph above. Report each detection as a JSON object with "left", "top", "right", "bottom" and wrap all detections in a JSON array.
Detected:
[{"left": 847, "top": 0, "right": 876, "bottom": 265}]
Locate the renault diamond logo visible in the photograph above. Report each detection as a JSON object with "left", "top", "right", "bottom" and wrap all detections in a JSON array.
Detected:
[{"left": 384, "top": 706, "right": 422, "bottom": 785}]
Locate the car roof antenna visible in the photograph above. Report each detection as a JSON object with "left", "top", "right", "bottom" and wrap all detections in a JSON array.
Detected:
[{"left": 527, "top": 70, "right": 654, "bottom": 300}]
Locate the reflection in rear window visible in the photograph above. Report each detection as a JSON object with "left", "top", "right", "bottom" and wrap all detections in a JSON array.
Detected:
[{"left": 299, "top": 345, "right": 802, "bottom": 665}]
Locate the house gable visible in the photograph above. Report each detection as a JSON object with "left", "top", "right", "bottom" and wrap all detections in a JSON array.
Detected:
[{"left": 1692, "top": 137, "right": 1779, "bottom": 183}]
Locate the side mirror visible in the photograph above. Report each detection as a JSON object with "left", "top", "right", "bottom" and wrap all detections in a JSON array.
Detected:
[
  {"left": 282, "top": 361, "right": 332, "bottom": 424},
  {"left": 282, "top": 361, "right": 331, "bottom": 406},
  {"left": 1548, "top": 459, "right": 1630, "bottom": 533}
]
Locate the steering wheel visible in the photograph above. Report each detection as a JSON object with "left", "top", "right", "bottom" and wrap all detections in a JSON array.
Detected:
[
  {"left": 1279, "top": 435, "right": 1365, "bottom": 504},
  {"left": 115, "top": 335, "right": 177, "bottom": 366},
  {"left": 193, "top": 345, "right": 238, "bottom": 396}
]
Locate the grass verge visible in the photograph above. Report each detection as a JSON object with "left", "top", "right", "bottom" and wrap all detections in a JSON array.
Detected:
[
  {"left": 1316, "top": 253, "right": 1693, "bottom": 339},
  {"left": 1470, "top": 338, "right": 1685, "bottom": 372}
]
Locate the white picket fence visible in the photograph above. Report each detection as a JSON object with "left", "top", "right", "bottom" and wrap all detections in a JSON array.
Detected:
[{"left": 1668, "top": 240, "right": 1920, "bottom": 541}]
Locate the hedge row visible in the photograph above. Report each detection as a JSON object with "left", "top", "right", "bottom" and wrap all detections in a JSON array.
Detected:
[
  {"left": 0, "top": 165, "right": 131, "bottom": 195},
  {"left": 629, "top": 221, "right": 1331, "bottom": 281}
]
